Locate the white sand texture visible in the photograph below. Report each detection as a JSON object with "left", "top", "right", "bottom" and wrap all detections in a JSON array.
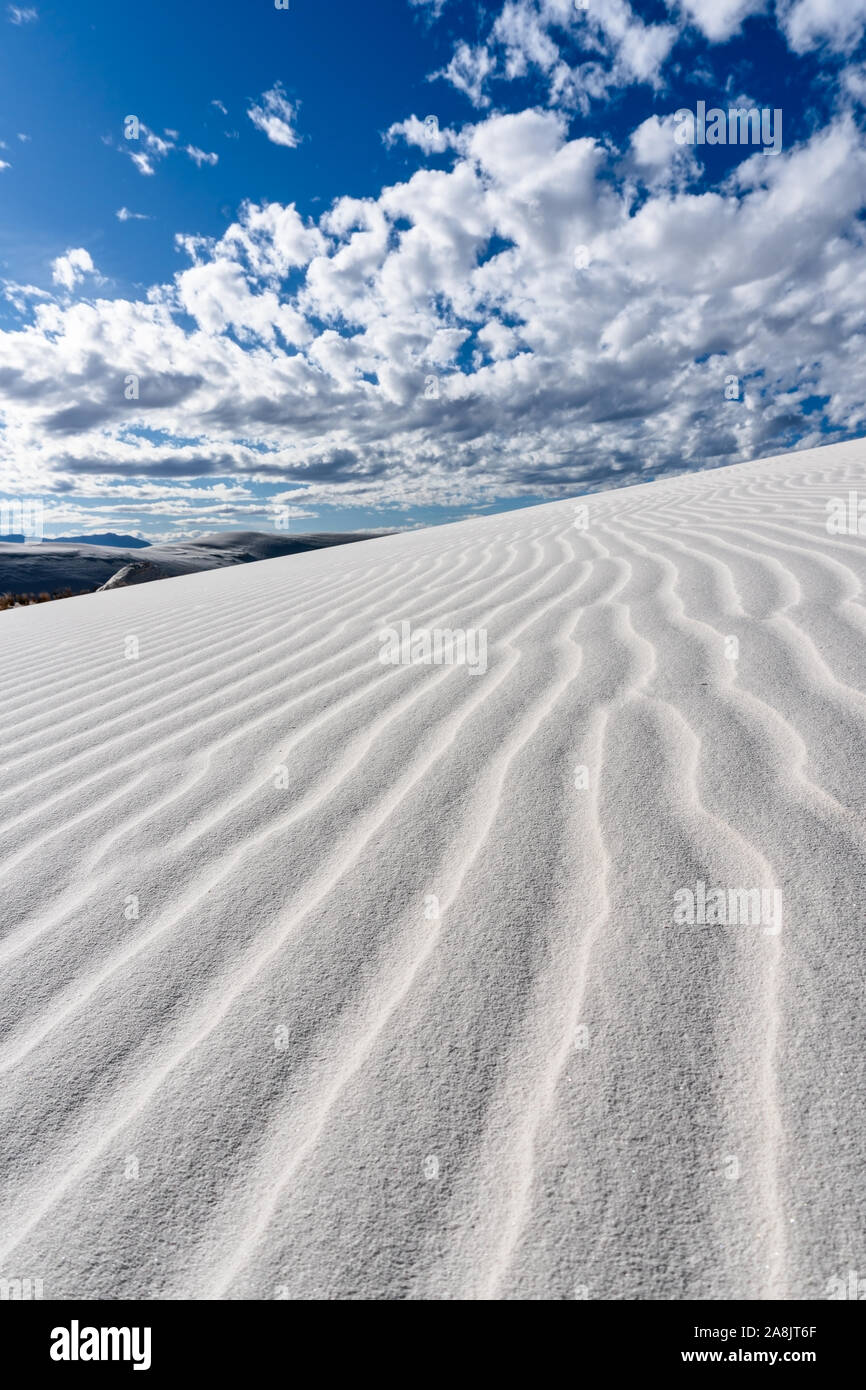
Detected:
[{"left": 1, "top": 438, "right": 864, "bottom": 1302}]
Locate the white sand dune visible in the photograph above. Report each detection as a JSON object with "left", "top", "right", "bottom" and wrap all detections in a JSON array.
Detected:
[{"left": 1, "top": 439, "right": 864, "bottom": 1301}]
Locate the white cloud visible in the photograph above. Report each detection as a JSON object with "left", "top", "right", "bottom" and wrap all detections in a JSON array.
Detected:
[
  {"left": 185, "top": 145, "right": 219, "bottom": 167},
  {"left": 120, "top": 124, "right": 177, "bottom": 176},
  {"left": 129, "top": 150, "right": 156, "bottom": 176},
  {"left": 1, "top": 110, "right": 865, "bottom": 513},
  {"left": 141, "top": 128, "right": 173, "bottom": 156},
  {"left": 385, "top": 114, "right": 461, "bottom": 154},
  {"left": 50, "top": 248, "right": 96, "bottom": 291},
  {"left": 175, "top": 257, "right": 309, "bottom": 345},
  {"left": 842, "top": 61, "right": 866, "bottom": 102},
  {"left": 118, "top": 125, "right": 218, "bottom": 177},
  {"left": 3, "top": 280, "right": 50, "bottom": 313},
  {"left": 432, "top": 0, "right": 677, "bottom": 109},
  {"left": 247, "top": 84, "right": 301, "bottom": 148},
  {"left": 674, "top": 0, "right": 766, "bottom": 43},
  {"left": 7, "top": 5, "right": 37, "bottom": 23},
  {"left": 0, "top": 159, "right": 10, "bottom": 172},
  {"left": 493, "top": 1, "right": 560, "bottom": 79},
  {"left": 435, "top": 42, "right": 496, "bottom": 107},
  {"left": 214, "top": 200, "right": 327, "bottom": 276},
  {"left": 444, "top": 0, "right": 866, "bottom": 93},
  {"left": 476, "top": 319, "right": 519, "bottom": 361},
  {"left": 424, "top": 0, "right": 866, "bottom": 109},
  {"left": 779, "top": 0, "right": 866, "bottom": 52},
  {"left": 674, "top": 0, "right": 866, "bottom": 52},
  {"left": 211, "top": 99, "right": 228, "bottom": 115},
  {"left": 116, "top": 207, "right": 151, "bottom": 221},
  {"left": 628, "top": 112, "right": 700, "bottom": 187}
]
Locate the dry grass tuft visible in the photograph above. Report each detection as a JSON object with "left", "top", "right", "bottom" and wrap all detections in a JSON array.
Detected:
[{"left": 0, "top": 586, "right": 91, "bottom": 611}]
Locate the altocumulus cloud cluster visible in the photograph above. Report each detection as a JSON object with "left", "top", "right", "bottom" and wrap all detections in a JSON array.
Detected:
[{"left": 2, "top": 0, "right": 866, "bottom": 519}]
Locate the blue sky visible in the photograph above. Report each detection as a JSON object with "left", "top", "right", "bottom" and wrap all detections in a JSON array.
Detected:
[
  {"left": 1, "top": 0, "right": 866, "bottom": 539},
  {"left": 0, "top": 1, "right": 465, "bottom": 292}
]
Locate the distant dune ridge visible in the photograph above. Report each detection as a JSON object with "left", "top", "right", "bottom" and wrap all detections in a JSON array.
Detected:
[
  {"left": 0, "top": 439, "right": 864, "bottom": 1299},
  {"left": 0, "top": 529, "right": 379, "bottom": 600}
]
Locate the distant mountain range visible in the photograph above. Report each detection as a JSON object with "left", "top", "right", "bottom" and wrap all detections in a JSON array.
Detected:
[
  {"left": 0, "top": 530, "right": 385, "bottom": 603},
  {"left": 0, "top": 533, "right": 150, "bottom": 548}
]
